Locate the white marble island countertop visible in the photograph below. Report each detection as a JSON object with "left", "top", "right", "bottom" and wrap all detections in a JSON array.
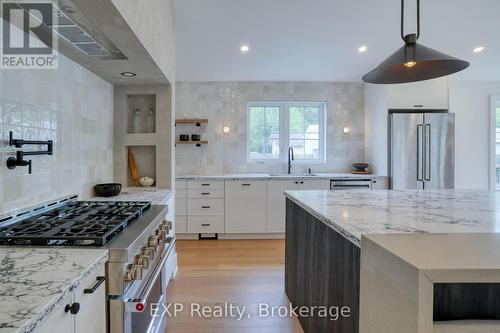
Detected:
[
  {"left": 285, "top": 190, "right": 500, "bottom": 246},
  {"left": 92, "top": 187, "right": 174, "bottom": 205},
  {"left": 0, "top": 248, "right": 108, "bottom": 333}
]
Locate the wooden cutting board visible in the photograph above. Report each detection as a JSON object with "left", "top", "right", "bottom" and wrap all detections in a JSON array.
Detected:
[{"left": 128, "top": 148, "right": 140, "bottom": 186}]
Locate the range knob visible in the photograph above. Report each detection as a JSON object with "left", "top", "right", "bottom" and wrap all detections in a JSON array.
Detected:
[
  {"left": 156, "top": 228, "right": 168, "bottom": 240},
  {"left": 141, "top": 246, "right": 155, "bottom": 260},
  {"left": 125, "top": 264, "right": 143, "bottom": 281},
  {"left": 134, "top": 254, "right": 150, "bottom": 269},
  {"left": 148, "top": 235, "right": 159, "bottom": 248},
  {"left": 161, "top": 220, "right": 173, "bottom": 230}
]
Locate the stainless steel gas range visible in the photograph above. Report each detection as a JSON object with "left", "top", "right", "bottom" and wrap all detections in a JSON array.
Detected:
[{"left": 0, "top": 195, "right": 177, "bottom": 333}]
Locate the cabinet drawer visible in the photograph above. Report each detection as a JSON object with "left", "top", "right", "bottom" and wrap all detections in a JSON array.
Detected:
[
  {"left": 188, "top": 198, "right": 224, "bottom": 215},
  {"left": 187, "top": 189, "right": 224, "bottom": 198},
  {"left": 188, "top": 216, "right": 224, "bottom": 233},
  {"left": 175, "top": 179, "right": 187, "bottom": 189},
  {"left": 187, "top": 180, "right": 225, "bottom": 190},
  {"left": 175, "top": 215, "right": 188, "bottom": 233}
]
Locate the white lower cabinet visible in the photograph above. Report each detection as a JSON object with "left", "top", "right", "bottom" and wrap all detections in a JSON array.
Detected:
[
  {"left": 267, "top": 179, "right": 330, "bottom": 232},
  {"left": 187, "top": 180, "right": 225, "bottom": 233},
  {"left": 188, "top": 216, "right": 224, "bottom": 233},
  {"left": 225, "top": 180, "right": 268, "bottom": 233},
  {"left": 267, "top": 180, "right": 298, "bottom": 232},
  {"left": 34, "top": 263, "right": 106, "bottom": 333}
]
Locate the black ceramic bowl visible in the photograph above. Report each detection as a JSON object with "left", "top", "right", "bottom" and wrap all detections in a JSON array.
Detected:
[
  {"left": 191, "top": 134, "right": 201, "bottom": 141},
  {"left": 94, "top": 183, "right": 122, "bottom": 197},
  {"left": 352, "top": 162, "right": 369, "bottom": 171},
  {"left": 179, "top": 134, "right": 189, "bottom": 141}
]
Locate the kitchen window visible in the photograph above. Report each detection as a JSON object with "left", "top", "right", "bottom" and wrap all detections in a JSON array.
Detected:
[{"left": 247, "top": 101, "right": 326, "bottom": 163}]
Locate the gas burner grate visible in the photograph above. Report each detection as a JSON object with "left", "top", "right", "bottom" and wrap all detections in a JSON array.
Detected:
[{"left": 0, "top": 201, "right": 151, "bottom": 246}]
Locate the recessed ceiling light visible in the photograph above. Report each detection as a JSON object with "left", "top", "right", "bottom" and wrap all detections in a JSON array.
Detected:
[
  {"left": 473, "top": 46, "right": 484, "bottom": 53},
  {"left": 358, "top": 46, "right": 367, "bottom": 53},
  {"left": 120, "top": 72, "right": 136, "bottom": 77},
  {"left": 240, "top": 45, "right": 249, "bottom": 53}
]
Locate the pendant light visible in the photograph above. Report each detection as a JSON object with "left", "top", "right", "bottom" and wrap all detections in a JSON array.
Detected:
[{"left": 362, "top": 0, "right": 469, "bottom": 84}]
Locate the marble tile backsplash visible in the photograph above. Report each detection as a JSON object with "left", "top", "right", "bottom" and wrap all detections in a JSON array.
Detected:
[
  {"left": 0, "top": 55, "right": 113, "bottom": 214},
  {"left": 175, "top": 81, "right": 364, "bottom": 175}
]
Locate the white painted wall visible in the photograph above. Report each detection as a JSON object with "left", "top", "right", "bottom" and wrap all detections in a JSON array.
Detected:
[
  {"left": 364, "top": 84, "right": 388, "bottom": 176},
  {"left": 449, "top": 81, "right": 500, "bottom": 190}
]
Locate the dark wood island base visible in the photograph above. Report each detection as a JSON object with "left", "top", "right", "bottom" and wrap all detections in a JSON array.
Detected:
[{"left": 285, "top": 199, "right": 360, "bottom": 333}]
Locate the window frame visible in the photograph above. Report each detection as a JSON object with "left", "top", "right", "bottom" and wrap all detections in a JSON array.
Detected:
[
  {"left": 246, "top": 100, "right": 327, "bottom": 164},
  {"left": 489, "top": 95, "right": 500, "bottom": 190}
]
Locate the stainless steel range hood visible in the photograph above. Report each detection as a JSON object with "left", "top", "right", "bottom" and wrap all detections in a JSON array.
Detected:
[{"left": 9, "top": 0, "right": 127, "bottom": 59}]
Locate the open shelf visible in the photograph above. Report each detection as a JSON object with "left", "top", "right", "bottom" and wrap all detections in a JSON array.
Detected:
[
  {"left": 175, "top": 140, "right": 208, "bottom": 146},
  {"left": 175, "top": 118, "right": 208, "bottom": 126}
]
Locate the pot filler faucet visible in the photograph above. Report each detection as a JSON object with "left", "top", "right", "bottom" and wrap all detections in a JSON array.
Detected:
[
  {"left": 288, "top": 147, "right": 294, "bottom": 174},
  {"left": 6, "top": 131, "right": 53, "bottom": 174}
]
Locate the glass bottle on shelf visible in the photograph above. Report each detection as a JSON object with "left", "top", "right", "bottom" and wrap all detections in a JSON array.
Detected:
[
  {"left": 145, "top": 104, "right": 155, "bottom": 133},
  {"left": 133, "top": 107, "right": 142, "bottom": 133}
]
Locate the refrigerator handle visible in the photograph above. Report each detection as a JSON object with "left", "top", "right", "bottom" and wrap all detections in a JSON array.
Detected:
[
  {"left": 417, "top": 124, "right": 424, "bottom": 181},
  {"left": 424, "top": 124, "right": 431, "bottom": 181}
]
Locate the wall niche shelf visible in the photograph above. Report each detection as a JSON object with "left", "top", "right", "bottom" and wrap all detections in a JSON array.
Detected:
[
  {"left": 126, "top": 145, "right": 156, "bottom": 187},
  {"left": 175, "top": 118, "right": 208, "bottom": 126},
  {"left": 127, "top": 94, "right": 156, "bottom": 134}
]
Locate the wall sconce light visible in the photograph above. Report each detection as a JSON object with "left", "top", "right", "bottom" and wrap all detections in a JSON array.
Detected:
[
  {"left": 222, "top": 126, "right": 231, "bottom": 134},
  {"left": 342, "top": 126, "right": 351, "bottom": 134}
]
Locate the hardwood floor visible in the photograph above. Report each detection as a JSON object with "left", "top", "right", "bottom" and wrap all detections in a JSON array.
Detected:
[{"left": 165, "top": 239, "right": 304, "bottom": 333}]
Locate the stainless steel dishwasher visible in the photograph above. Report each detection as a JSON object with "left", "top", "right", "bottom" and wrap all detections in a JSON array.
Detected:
[{"left": 330, "top": 179, "right": 372, "bottom": 190}]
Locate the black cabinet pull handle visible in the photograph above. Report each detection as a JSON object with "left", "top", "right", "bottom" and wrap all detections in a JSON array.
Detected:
[
  {"left": 300, "top": 181, "right": 304, "bottom": 184},
  {"left": 84, "top": 276, "right": 105, "bottom": 294},
  {"left": 201, "top": 206, "right": 210, "bottom": 209},
  {"left": 294, "top": 181, "right": 298, "bottom": 184},
  {"left": 201, "top": 223, "right": 210, "bottom": 227},
  {"left": 201, "top": 192, "right": 210, "bottom": 195},
  {"left": 201, "top": 184, "right": 210, "bottom": 186},
  {"left": 65, "top": 302, "right": 80, "bottom": 315},
  {"left": 241, "top": 183, "right": 251, "bottom": 186}
]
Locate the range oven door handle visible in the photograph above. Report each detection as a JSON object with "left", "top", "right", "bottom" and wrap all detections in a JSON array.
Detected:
[{"left": 124, "top": 240, "right": 174, "bottom": 313}]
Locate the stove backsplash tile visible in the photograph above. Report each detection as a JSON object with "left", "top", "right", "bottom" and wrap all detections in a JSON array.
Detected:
[
  {"left": 0, "top": 54, "right": 113, "bottom": 214},
  {"left": 175, "top": 81, "right": 364, "bottom": 175}
]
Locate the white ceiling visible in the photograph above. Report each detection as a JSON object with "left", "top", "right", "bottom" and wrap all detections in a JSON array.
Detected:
[{"left": 174, "top": 0, "right": 500, "bottom": 82}]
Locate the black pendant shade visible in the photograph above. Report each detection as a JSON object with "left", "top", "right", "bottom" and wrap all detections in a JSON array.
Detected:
[
  {"left": 362, "top": 38, "right": 470, "bottom": 84},
  {"left": 362, "top": 0, "right": 470, "bottom": 84}
]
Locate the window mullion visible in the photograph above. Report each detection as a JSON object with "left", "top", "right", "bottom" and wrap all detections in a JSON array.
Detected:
[{"left": 282, "top": 102, "right": 290, "bottom": 163}]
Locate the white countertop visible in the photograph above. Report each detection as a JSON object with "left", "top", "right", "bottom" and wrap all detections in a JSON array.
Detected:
[
  {"left": 92, "top": 187, "right": 174, "bottom": 205},
  {"left": 176, "top": 172, "right": 384, "bottom": 180},
  {"left": 0, "top": 248, "right": 108, "bottom": 333},
  {"left": 285, "top": 190, "right": 500, "bottom": 246}
]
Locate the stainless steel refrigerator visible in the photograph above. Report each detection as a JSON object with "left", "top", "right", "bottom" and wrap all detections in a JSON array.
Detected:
[{"left": 389, "top": 112, "right": 455, "bottom": 190}]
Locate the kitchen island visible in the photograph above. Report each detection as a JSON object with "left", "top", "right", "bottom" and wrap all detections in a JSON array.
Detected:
[
  {"left": 0, "top": 248, "right": 108, "bottom": 333},
  {"left": 284, "top": 190, "right": 500, "bottom": 333}
]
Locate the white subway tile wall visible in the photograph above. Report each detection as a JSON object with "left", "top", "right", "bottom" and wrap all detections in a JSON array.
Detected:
[
  {"left": 175, "top": 82, "right": 364, "bottom": 175},
  {"left": 0, "top": 55, "right": 113, "bottom": 214}
]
